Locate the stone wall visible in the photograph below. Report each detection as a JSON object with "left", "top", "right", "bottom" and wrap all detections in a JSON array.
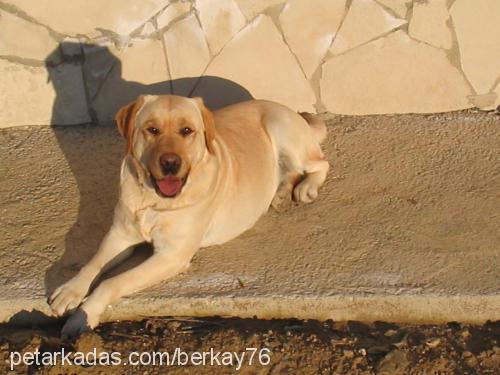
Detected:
[{"left": 0, "top": 0, "right": 499, "bottom": 127}]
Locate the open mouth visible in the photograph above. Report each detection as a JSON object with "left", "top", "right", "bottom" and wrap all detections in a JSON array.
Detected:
[{"left": 152, "top": 175, "right": 187, "bottom": 198}]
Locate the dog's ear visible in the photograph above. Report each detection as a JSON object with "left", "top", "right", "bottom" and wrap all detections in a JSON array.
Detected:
[
  {"left": 192, "top": 97, "right": 216, "bottom": 154},
  {"left": 115, "top": 96, "right": 145, "bottom": 154}
]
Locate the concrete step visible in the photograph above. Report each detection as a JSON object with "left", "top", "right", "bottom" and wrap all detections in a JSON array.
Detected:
[{"left": 1, "top": 111, "right": 499, "bottom": 325}]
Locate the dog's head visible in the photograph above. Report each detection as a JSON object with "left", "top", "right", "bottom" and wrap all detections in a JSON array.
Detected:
[{"left": 115, "top": 95, "right": 215, "bottom": 198}]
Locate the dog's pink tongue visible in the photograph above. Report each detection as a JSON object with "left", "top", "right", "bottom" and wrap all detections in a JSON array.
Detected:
[{"left": 157, "top": 176, "right": 182, "bottom": 197}]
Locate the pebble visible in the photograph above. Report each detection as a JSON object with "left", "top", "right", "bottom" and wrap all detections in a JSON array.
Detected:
[{"left": 425, "top": 338, "right": 441, "bottom": 348}]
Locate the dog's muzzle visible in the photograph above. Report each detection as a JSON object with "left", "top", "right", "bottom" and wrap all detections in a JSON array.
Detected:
[{"left": 153, "top": 153, "right": 185, "bottom": 197}]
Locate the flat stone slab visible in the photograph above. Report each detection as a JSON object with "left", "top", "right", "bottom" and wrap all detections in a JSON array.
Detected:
[
  {"left": 0, "top": 111, "right": 499, "bottom": 325},
  {"left": 321, "top": 31, "right": 473, "bottom": 115}
]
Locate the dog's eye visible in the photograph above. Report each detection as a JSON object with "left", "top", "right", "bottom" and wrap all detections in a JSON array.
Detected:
[
  {"left": 147, "top": 127, "right": 160, "bottom": 136},
  {"left": 180, "top": 127, "right": 194, "bottom": 137}
]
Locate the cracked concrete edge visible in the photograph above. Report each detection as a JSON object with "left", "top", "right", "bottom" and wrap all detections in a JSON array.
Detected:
[{"left": 3, "top": 295, "right": 500, "bottom": 326}]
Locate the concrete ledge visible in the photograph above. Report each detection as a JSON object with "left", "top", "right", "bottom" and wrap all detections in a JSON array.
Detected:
[
  {"left": 3, "top": 295, "right": 500, "bottom": 326},
  {"left": 1, "top": 111, "right": 499, "bottom": 325}
]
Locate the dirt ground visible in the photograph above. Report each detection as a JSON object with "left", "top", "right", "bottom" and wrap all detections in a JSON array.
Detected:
[{"left": 0, "top": 317, "right": 499, "bottom": 374}]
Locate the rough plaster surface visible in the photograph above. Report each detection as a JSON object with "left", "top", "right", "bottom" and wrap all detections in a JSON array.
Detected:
[{"left": 0, "top": 111, "right": 499, "bottom": 324}]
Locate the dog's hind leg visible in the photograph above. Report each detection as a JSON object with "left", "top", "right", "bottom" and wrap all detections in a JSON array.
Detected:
[
  {"left": 290, "top": 112, "right": 329, "bottom": 203},
  {"left": 292, "top": 158, "right": 329, "bottom": 203},
  {"left": 272, "top": 145, "right": 328, "bottom": 205},
  {"left": 271, "top": 170, "right": 300, "bottom": 209},
  {"left": 265, "top": 108, "right": 329, "bottom": 205}
]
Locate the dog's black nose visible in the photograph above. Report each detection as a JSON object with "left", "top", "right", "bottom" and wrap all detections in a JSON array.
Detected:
[{"left": 160, "top": 153, "right": 181, "bottom": 175}]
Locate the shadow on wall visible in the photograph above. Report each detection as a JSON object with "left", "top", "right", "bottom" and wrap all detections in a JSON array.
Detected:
[{"left": 43, "top": 42, "right": 253, "bottom": 299}]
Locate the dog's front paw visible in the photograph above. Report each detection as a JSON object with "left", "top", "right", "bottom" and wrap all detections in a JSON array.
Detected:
[
  {"left": 61, "top": 308, "right": 97, "bottom": 340},
  {"left": 49, "top": 278, "right": 89, "bottom": 317},
  {"left": 293, "top": 179, "right": 319, "bottom": 203}
]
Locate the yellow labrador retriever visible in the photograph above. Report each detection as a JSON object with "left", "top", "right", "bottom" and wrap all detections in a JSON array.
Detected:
[{"left": 49, "top": 95, "right": 329, "bottom": 337}]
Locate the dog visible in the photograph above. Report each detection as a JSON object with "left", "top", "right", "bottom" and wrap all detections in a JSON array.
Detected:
[{"left": 48, "top": 95, "right": 329, "bottom": 337}]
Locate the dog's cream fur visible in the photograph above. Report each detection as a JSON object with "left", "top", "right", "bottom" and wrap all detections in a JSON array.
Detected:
[{"left": 49, "top": 95, "right": 329, "bottom": 337}]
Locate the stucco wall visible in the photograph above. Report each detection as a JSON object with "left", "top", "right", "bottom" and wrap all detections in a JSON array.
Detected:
[{"left": 0, "top": 0, "right": 499, "bottom": 127}]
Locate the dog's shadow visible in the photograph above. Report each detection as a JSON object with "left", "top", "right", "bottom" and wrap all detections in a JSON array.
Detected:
[{"left": 44, "top": 42, "right": 253, "bottom": 298}]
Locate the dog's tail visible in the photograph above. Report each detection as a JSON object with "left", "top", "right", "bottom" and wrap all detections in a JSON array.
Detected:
[{"left": 299, "top": 112, "right": 327, "bottom": 143}]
